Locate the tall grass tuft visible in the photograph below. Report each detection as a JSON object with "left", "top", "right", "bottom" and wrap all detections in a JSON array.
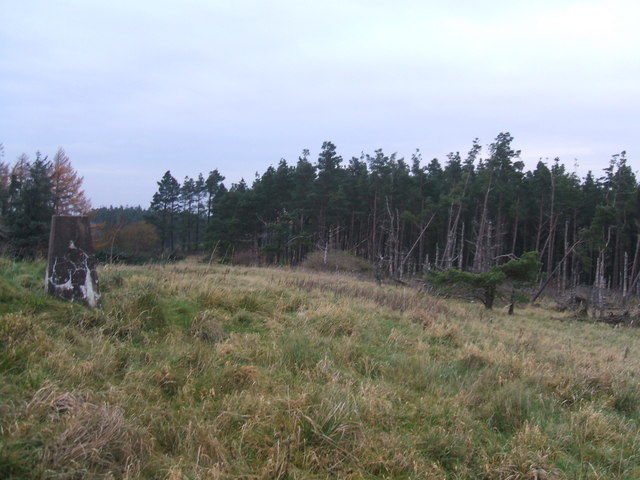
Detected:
[{"left": 26, "top": 385, "right": 151, "bottom": 478}]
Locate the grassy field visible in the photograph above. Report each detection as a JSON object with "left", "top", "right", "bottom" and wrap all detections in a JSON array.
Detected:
[{"left": 1, "top": 258, "right": 640, "bottom": 479}]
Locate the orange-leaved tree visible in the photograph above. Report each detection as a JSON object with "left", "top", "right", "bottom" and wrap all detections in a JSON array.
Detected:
[{"left": 51, "top": 147, "right": 91, "bottom": 215}]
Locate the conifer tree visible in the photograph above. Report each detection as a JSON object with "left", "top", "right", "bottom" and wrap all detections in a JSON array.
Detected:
[
  {"left": 7, "top": 153, "right": 55, "bottom": 257},
  {"left": 148, "top": 171, "right": 181, "bottom": 251},
  {"left": 50, "top": 148, "right": 91, "bottom": 214}
]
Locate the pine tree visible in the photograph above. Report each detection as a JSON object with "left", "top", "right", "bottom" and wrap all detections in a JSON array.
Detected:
[
  {"left": 7, "top": 153, "right": 55, "bottom": 257},
  {"left": 315, "top": 141, "right": 344, "bottom": 242},
  {"left": 205, "top": 169, "right": 225, "bottom": 225},
  {"left": 148, "top": 171, "right": 181, "bottom": 251}
]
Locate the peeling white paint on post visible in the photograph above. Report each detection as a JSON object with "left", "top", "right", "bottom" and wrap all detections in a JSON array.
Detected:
[{"left": 45, "top": 215, "right": 101, "bottom": 308}]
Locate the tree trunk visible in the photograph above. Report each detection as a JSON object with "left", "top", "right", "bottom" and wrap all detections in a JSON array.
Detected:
[
  {"left": 458, "top": 222, "right": 465, "bottom": 270},
  {"left": 532, "top": 240, "right": 583, "bottom": 302},
  {"left": 561, "top": 220, "right": 569, "bottom": 294},
  {"left": 535, "top": 200, "right": 544, "bottom": 253},
  {"left": 511, "top": 214, "right": 519, "bottom": 255},
  {"left": 622, "top": 234, "right": 640, "bottom": 307},
  {"left": 473, "top": 170, "right": 493, "bottom": 273},
  {"left": 623, "top": 251, "right": 628, "bottom": 298}
]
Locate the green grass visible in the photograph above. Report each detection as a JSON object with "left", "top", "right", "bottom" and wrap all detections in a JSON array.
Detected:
[{"left": 1, "top": 257, "right": 640, "bottom": 479}]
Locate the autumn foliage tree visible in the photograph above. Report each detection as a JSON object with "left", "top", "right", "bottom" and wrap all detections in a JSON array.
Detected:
[
  {"left": 51, "top": 148, "right": 91, "bottom": 214},
  {"left": 0, "top": 147, "right": 91, "bottom": 256}
]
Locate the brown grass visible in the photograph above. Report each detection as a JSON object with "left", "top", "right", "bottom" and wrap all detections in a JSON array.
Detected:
[
  {"left": 190, "top": 310, "right": 228, "bottom": 344},
  {"left": 27, "top": 385, "right": 150, "bottom": 478},
  {"left": 279, "top": 269, "right": 450, "bottom": 314},
  {"left": 3, "top": 259, "right": 640, "bottom": 479}
]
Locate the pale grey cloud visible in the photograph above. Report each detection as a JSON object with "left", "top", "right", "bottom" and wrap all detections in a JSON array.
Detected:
[{"left": 1, "top": 0, "right": 638, "bottom": 206}]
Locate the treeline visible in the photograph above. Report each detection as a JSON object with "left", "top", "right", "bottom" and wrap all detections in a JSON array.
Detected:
[
  {"left": 147, "top": 132, "right": 638, "bottom": 293},
  {"left": 0, "top": 146, "right": 90, "bottom": 257}
]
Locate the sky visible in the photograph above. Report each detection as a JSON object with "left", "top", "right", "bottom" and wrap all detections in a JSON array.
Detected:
[{"left": 1, "top": 0, "right": 639, "bottom": 207}]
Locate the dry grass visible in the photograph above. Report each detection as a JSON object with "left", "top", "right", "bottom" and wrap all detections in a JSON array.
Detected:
[
  {"left": 299, "top": 249, "right": 374, "bottom": 275},
  {"left": 1, "top": 259, "right": 640, "bottom": 479},
  {"left": 22, "top": 385, "right": 151, "bottom": 479},
  {"left": 190, "top": 310, "right": 228, "bottom": 344}
]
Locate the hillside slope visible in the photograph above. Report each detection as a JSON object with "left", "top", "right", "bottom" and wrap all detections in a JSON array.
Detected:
[{"left": 1, "top": 259, "right": 639, "bottom": 479}]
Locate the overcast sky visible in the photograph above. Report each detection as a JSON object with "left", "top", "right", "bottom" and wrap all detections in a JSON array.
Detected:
[{"left": 1, "top": 0, "right": 639, "bottom": 207}]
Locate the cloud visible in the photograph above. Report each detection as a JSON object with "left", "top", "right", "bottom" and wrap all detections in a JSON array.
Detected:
[{"left": 1, "top": 0, "right": 638, "bottom": 205}]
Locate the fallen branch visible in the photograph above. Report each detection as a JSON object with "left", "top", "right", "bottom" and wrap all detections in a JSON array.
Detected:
[{"left": 532, "top": 240, "right": 583, "bottom": 302}]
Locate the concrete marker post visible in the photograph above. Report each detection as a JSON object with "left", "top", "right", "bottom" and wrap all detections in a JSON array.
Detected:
[{"left": 45, "top": 215, "right": 101, "bottom": 308}]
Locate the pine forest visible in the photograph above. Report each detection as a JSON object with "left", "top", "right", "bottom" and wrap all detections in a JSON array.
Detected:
[{"left": 144, "top": 133, "right": 639, "bottom": 302}]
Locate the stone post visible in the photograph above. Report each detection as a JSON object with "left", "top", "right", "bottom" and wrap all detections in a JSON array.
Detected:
[{"left": 45, "top": 215, "right": 101, "bottom": 308}]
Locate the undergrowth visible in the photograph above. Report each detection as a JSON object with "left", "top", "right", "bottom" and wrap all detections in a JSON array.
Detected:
[{"left": 1, "top": 258, "right": 639, "bottom": 479}]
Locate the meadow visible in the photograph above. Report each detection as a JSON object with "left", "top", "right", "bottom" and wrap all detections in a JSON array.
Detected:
[{"left": 1, "top": 257, "right": 639, "bottom": 479}]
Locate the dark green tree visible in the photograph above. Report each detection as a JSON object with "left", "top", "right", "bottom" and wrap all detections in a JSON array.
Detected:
[
  {"left": 6, "top": 153, "right": 55, "bottom": 257},
  {"left": 428, "top": 267, "right": 505, "bottom": 309},
  {"left": 205, "top": 169, "right": 226, "bottom": 225},
  {"left": 179, "top": 176, "right": 197, "bottom": 250},
  {"left": 315, "top": 141, "right": 345, "bottom": 241},
  {"left": 289, "top": 151, "right": 317, "bottom": 262},
  {"left": 428, "top": 251, "right": 540, "bottom": 310},
  {"left": 148, "top": 171, "right": 181, "bottom": 251}
]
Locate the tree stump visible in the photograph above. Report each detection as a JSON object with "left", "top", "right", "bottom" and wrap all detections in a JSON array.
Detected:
[{"left": 45, "top": 215, "right": 101, "bottom": 308}]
